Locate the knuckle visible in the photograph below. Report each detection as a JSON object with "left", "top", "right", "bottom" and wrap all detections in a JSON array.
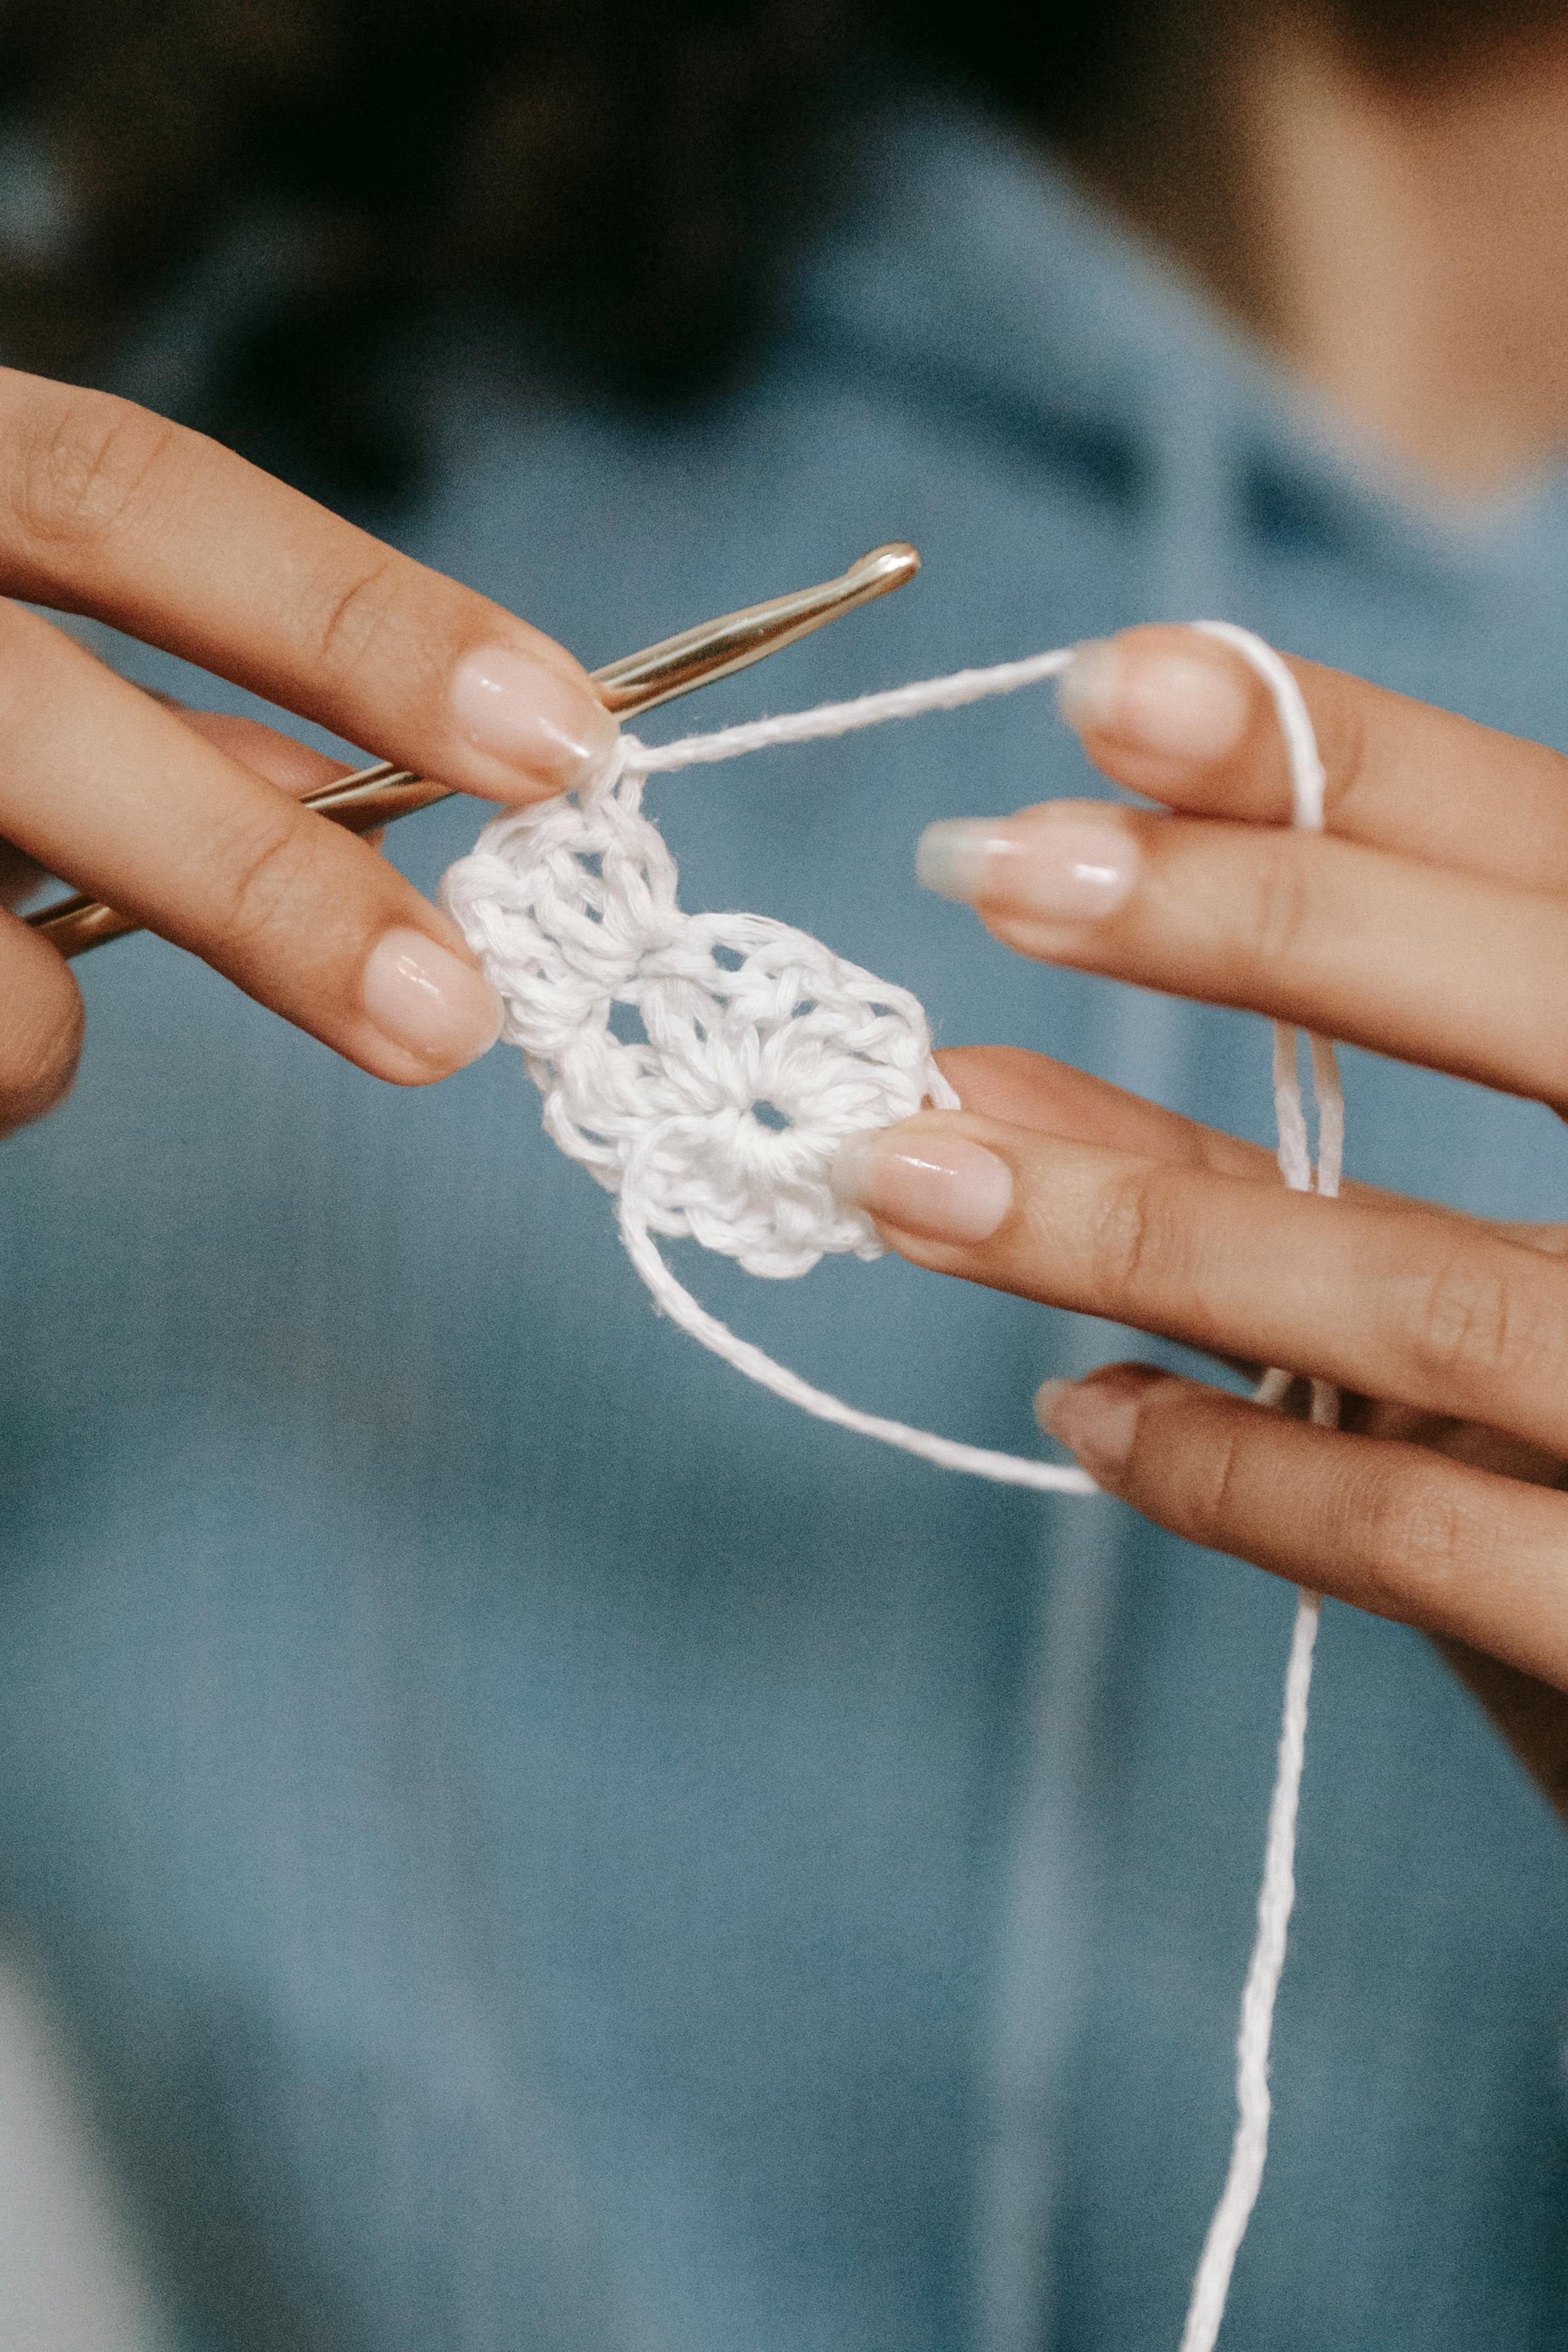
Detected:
[
  {"left": 1402, "top": 1248, "right": 1565, "bottom": 1403},
  {"left": 1087, "top": 1164, "right": 1193, "bottom": 1309},
  {"left": 306, "top": 552, "right": 409, "bottom": 675},
  {"left": 215, "top": 805, "right": 324, "bottom": 956},
  {"left": 1169, "top": 1412, "right": 1250, "bottom": 1543},
  {"left": 9, "top": 388, "right": 186, "bottom": 558},
  {"left": 1232, "top": 843, "right": 1315, "bottom": 976},
  {"left": 1354, "top": 1456, "right": 1472, "bottom": 1617}
]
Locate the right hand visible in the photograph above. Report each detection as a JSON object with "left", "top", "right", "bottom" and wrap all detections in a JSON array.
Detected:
[
  {"left": 834, "top": 630, "right": 1568, "bottom": 1800},
  {"left": 0, "top": 367, "right": 620, "bottom": 1134}
]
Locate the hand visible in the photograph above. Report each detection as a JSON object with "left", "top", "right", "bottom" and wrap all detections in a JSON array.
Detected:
[
  {"left": 0, "top": 368, "right": 618, "bottom": 1134},
  {"left": 831, "top": 629, "right": 1568, "bottom": 1795}
]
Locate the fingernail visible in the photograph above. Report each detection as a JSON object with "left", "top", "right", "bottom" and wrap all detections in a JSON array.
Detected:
[
  {"left": 1058, "top": 637, "right": 1249, "bottom": 764},
  {"left": 362, "top": 927, "right": 504, "bottom": 1069},
  {"left": 918, "top": 810, "right": 1137, "bottom": 920},
  {"left": 1035, "top": 1367, "right": 1160, "bottom": 1482},
  {"left": 451, "top": 645, "right": 620, "bottom": 795},
  {"left": 830, "top": 1129, "right": 1013, "bottom": 1242}
]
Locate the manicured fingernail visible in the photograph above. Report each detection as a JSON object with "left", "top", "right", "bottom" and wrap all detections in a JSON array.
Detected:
[
  {"left": 918, "top": 810, "right": 1138, "bottom": 919},
  {"left": 451, "top": 645, "right": 620, "bottom": 795},
  {"left": 1058, "top": 636, "right": 1249, "bottom": 764},
  {"left": 830, "top": 1129, "right": 1013, "bottom": 1242},
  {"left": 362, "top": 927, "right": 504, "bottom": 1069},
  {"left": 1035, "top": 1367, "right": 1160, "bottom": 1482}
]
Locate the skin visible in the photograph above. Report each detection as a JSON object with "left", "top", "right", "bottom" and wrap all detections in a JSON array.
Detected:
[
  {"left": 1087, "top": 12, "right": 1568, "bottom": 498},
  {"left": 0, "top": 366, "right": 616, "bottom": 1128},
  {"left": 846, "top": 625, "right": 1568, "bottom": 1813},
  {"left": 1245, "top": 19, "right": 1568, "bottom": 495},
  {"left": 861, "top": 6, "right": 1568, "bottom": 1799},
  {"left": 5, "top": 24, "right": 1568, "bottom": 1793}
]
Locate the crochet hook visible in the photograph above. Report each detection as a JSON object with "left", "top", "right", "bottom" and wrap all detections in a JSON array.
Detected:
[{"left": 28, "top": 540, "right": 921, "bottom": 960}]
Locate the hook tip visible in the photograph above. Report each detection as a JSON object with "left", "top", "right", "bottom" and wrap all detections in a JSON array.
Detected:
[{"left": 852, "top": 542, "right": 921, "bottom": 593}]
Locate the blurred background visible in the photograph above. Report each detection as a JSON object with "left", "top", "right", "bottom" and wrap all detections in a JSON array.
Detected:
[{"left": 5, "top": 6, "right": 1568, "bottom": 2349}]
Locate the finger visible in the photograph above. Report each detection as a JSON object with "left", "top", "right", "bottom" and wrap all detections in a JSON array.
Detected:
[
  {"left": 937, "top": 1044, "right": 1398, "bottom": 1386},
  {"left": 0, "top": 706, "right": 350, "bottom": 907},
  {"left": 170, "top": 708, "right": 353, "bottom": 798},
  {"left": 937, "top": 1043, "right": 1271, "bottom": 1175},
  {"left": 0, "top": 910, "right": 82, "bottom": 1133},
  {"left": 1035, "top": 1364, "right": 1568, "bottom": 1690},
  {"left": 1055, "top": 623, "right": 1568, "bottom": 889},
  {"left": 920, "top": 797, "right": 1568, "bottom": 1106},
  {"left": 0, "top": 370, "right": 618, "bottom": 806},
  {"left": 830, "top": 1109, "right": 1568, "bottom": 1459},
  {"left": 935, "top": 1042, "right": 1568, "bottom": 1253},
  {"left": 938, "top": 1043, "right": 1568, "bottom": 1392},
  {"left": 173, "top": 710, "right": 381, "bottom": 844},
  {"left": 0, "top": 604, "right": 502, "bottom": 1084}
]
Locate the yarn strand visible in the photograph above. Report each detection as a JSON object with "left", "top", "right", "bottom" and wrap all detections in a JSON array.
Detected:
[
  {"left": 631, "top": 647, "right": 1073, "bottom": 777},
  {"left": 620, "top": 1200, "right": 1096, "bottom": 1493},
  {"left": 445, "top": 620, "right": 1342, "bottom": 2352},
  {"left": 1175, "top": 628, "right": 1336, "bottom": 2352},
  {"left": 1178, "top": 1586, "right": 1321, "bottom": 2352}
]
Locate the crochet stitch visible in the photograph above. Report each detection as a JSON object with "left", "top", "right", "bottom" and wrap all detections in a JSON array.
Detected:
[{"left": 442, "top": 624, "right": 1342, "bottom": 2352}]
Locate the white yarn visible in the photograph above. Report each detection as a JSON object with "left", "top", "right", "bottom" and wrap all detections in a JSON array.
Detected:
[
  {"left": 629, "top": 645, "right": 1074, "bottom": 772},
  {"left": 442, "top": 648, "right": 1095, "bottom": 1492},
  {"left": 443, "top": 748, "right": 953, "bottom": 1282},
  {"left": 442, "top": 620, "right": 1344, "bottom": 2349},
  {"left": 1178, "top": 625, "right": 1338, "bottom": 2352},
  {"left": 1181, "top": 1583, "right": 1321, "bottom": 2352}
]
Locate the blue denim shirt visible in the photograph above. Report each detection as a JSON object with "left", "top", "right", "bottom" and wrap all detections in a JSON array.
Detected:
[{"left": 3, "top": 93, "right": 1568, "bottom": 2352}]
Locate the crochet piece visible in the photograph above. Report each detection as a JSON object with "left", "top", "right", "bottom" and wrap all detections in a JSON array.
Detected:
[
  {"left": 442, "top": 752, "right": 956, "bottom": 1283},
  {"left": 443, "top": 624, "right": 1342, "bottom": 2352}
]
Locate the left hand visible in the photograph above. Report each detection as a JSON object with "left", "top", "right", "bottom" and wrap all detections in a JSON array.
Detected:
[{"left": 830, "top": 628, "right": 1568, "bottom": 1788}]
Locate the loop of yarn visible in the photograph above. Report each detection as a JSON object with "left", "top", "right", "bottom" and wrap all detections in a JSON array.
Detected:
[
  {"left": 443, "top": 747, "right": 958, "bottom": 1284},
  {"left": 442, "top": 624, "right": 1344, "bottom": 2352}
]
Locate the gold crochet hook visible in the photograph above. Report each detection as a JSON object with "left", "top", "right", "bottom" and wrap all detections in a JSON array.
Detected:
[{"left": 28, "top": 541, "right": 921, "bottom": 960}]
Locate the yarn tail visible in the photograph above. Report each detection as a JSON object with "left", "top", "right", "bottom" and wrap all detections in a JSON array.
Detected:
[
  {"left": 1181, "top": 1004, "right": 1337, "bottom": 2350},
  {"left": 1177, "top": 1586, "right": 1321, "bottom": 2352},
  {"left": 618, "top": 1205, "right": 1097, "bottom": 1495}
]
